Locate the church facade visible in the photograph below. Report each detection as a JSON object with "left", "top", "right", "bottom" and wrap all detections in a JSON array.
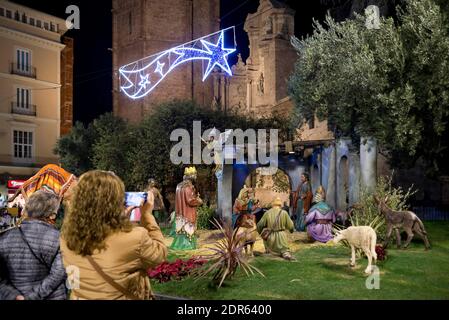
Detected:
[{"left": 213, "top": 0, "right": 297, "bottom": 118}]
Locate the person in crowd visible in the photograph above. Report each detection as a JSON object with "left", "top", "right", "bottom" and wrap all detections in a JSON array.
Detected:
[
  {"left": 146, "top": 178, "right": 166, "bottom": 224},
  {"left": 0, "top": 193, "right": 7, "bottom": 209},
  {"left": 292, "top": 173, "right": 313, "bottom": 232},
  {"left": 60, "top": 170, "right": 167, "bottom": 300},
  {"left": 0, "top": 190, "right": 67, "bottom": 300},
  {"left": 257, "top": 197, "right": 295, "bottom": 261},
  {"left": 304, "top": 186, "right": 336, "bottom": 243}
]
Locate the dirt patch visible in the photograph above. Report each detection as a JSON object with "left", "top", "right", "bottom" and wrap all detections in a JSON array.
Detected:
[{"left": 165, "top": 230, "right": 337, "bottom": 257}]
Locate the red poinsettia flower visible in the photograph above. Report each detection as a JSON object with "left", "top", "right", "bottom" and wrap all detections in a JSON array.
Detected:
[
  {"left": 147, "top": 257, "right": 208, "bottom": 283},
  {"left": 375, "top": 244, "right": 387, "bottom": 261}
]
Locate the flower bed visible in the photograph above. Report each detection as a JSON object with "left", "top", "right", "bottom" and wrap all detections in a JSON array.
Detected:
[{"left": 148, "top": 257, "right": 207, "bottom": 283}]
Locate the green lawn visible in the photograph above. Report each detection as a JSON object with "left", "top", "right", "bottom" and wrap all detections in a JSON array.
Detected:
[{"left": 153, "top": 221, "right": 449, "bottom": 299}]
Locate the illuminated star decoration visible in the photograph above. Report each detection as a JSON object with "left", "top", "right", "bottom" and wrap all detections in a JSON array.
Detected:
[
  {"left": 119, "top": 27, "right": 236, "bottom": 100},
  {"left": 155, "top": 61, "right": 165, "bottom": 76},
  {"left": 138, "top": 74, "right": 151, "bottom": 89}
]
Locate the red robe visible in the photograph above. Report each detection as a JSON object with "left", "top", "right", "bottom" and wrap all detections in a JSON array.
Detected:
[{"left": 175, "top": 181, "right": 201, "bottom": 226}]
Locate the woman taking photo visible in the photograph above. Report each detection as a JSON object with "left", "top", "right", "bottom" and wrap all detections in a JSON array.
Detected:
[{"left": 60, "top": 170, "right": 167, "bottom": 300}]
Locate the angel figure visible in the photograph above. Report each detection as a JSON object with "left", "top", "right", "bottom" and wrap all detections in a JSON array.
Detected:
[{"left": 201, "top": 127, "right": 233, "bottom": 179}]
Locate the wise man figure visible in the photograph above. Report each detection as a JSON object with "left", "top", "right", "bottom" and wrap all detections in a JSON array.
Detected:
[
  {"left": 170, "top": 166, "right": 203, "bottom": 250},
  {"left": 146, "top": 178, "right": 166, "bottom": 224},
  {"left": 304, "top": 186, "right": 336, "bottom": 243},
  {"left": 292, "top": 173, "right": 313, "bottom": 232}
]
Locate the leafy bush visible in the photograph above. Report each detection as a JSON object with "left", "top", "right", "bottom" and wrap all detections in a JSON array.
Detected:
[
  {"left": 348, "top": 174, "right": 416, "bottom": 241},
  {"left": 55, "top": 101, "right": 290, "bottom": 191},
  {"left": 194, "top": 219, "right": 264, "bottom": 288},
  {"left": 196, "top": 205, "right": 215, "bottom": 230}
]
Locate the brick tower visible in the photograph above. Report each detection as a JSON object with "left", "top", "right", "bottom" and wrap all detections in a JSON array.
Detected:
[{"left": 112, "top": 0, "right": 220, "bottom": 122}]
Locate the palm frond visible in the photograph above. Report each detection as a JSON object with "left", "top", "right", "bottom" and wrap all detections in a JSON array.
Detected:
[{"left": 194, "top": 218, "right": 265, "bottom": 288}]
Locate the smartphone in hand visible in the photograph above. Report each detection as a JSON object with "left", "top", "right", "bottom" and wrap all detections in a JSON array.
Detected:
[
  {"left": 125, "top": 192, "right": 147, "bottom": 222},
  {"left": 125, "top": 192, "right": 147, "bottom": 207}
]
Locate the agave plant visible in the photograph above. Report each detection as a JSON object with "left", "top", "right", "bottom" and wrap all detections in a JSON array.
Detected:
[{"left": 194, "top": 218, "right": 264, "bottom": 288}]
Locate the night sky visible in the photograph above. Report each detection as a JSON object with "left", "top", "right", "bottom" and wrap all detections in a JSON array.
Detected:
[{"left": 12, "top": 0, "right": 332, "bottom": 125}]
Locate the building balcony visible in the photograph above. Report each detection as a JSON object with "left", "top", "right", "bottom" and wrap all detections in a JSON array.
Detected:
[
  {"left": 11, "top": 102, "right": 37, "bottom": 116},
  {"left": 10, "top": 63, "right": 36, "bottom": 79}
]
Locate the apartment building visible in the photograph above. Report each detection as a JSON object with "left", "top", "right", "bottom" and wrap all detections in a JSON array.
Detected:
[{"left": 0, "top": 0, "right": 71, "bottom": 196}]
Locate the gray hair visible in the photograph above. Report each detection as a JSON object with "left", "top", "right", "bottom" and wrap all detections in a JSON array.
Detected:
[{"left": 24, "top": 190, "right": 60, "bottom": 219}]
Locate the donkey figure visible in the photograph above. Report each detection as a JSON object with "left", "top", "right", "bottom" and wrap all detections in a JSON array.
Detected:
[{"left": 373, "top": 195, "right": 430, "bottom": 250}]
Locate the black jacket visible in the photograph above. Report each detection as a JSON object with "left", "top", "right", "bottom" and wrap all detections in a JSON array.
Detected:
[{"left": 0, "top": 220, "right": 67, "bottom": 300}]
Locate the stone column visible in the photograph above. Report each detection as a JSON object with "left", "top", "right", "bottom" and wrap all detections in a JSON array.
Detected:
[
  {"left": 217, "top": 163, "right": 233, "bottom": 225},
  {"left": 336, "top": 138, "right": 350, "bottom": 211},
  {"left": 360, "top": 136, "right": 377, "bottom": 193},
  {"left": 349, "top": 153, "right": 361, "bottom": 206},
  {"left": 326, "top": 144, "right": 337, "bottom": 209},
  {"left": 246, "top": 79, "right": 252, "bottom": 114}
]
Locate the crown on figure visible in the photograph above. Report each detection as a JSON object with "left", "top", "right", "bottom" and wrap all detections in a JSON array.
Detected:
[{"left": 184, "top": 166, "right": 197, "bottom": 176}]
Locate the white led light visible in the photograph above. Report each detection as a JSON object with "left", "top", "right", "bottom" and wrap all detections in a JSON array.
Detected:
[{"left": 119, "top": 27, "right": 236, "bottom": 100}]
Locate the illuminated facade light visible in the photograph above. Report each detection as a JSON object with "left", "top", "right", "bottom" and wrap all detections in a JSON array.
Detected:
[{"left": 119, "top": 27, "right": 236, "bottom": 100}]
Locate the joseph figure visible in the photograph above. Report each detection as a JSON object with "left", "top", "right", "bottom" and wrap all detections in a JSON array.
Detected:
[
  {"left": 292, "top": 173, "right": 313, "bottom": 232},
  {"left": 170, "top": 167, "right": 203, "bottom": 250}
]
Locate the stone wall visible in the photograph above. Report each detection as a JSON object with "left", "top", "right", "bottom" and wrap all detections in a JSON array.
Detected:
[{"left": 295, "top": 116, "right": 334, "bottom": 141}]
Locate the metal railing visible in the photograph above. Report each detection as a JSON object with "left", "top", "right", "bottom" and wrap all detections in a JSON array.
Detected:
[
  {"left": 10, "top": 62, "right": 36, "bottom": 78},
  {"left": 413, "top": 206, "right": 449, "bottom": 221},
  {"left": 11, "top": 102, "right": 37, "bottom": 116}
]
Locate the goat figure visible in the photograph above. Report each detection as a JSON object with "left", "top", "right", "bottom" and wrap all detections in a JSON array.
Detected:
[
  {"left": 334, "top": 226, "right": 378, "bottom": 274},
  {"left": 373, "top": 195, "right": 430, "bottom": 250}
]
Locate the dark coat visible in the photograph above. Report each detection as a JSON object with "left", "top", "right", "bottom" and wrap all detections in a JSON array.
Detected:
[{"left": 0, "top": 220, "right": 67, "bottom": 300}]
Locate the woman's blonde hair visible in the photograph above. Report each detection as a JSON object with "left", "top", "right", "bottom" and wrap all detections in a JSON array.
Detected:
[{"left": 61, "top": 170, "right": 132, "bottom": 256}]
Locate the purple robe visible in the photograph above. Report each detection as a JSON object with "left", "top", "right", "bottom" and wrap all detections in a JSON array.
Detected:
[{"left": 304, "top": 201, "right": 336, "bottom": 243}]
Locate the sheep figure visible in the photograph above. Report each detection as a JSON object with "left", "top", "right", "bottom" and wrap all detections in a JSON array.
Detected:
[
  {"left": 333, "top": 226, "right": 377, "bottom": 274},
  {"left": 236, "top": 217, "right": 258, "bottom": 257}
]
